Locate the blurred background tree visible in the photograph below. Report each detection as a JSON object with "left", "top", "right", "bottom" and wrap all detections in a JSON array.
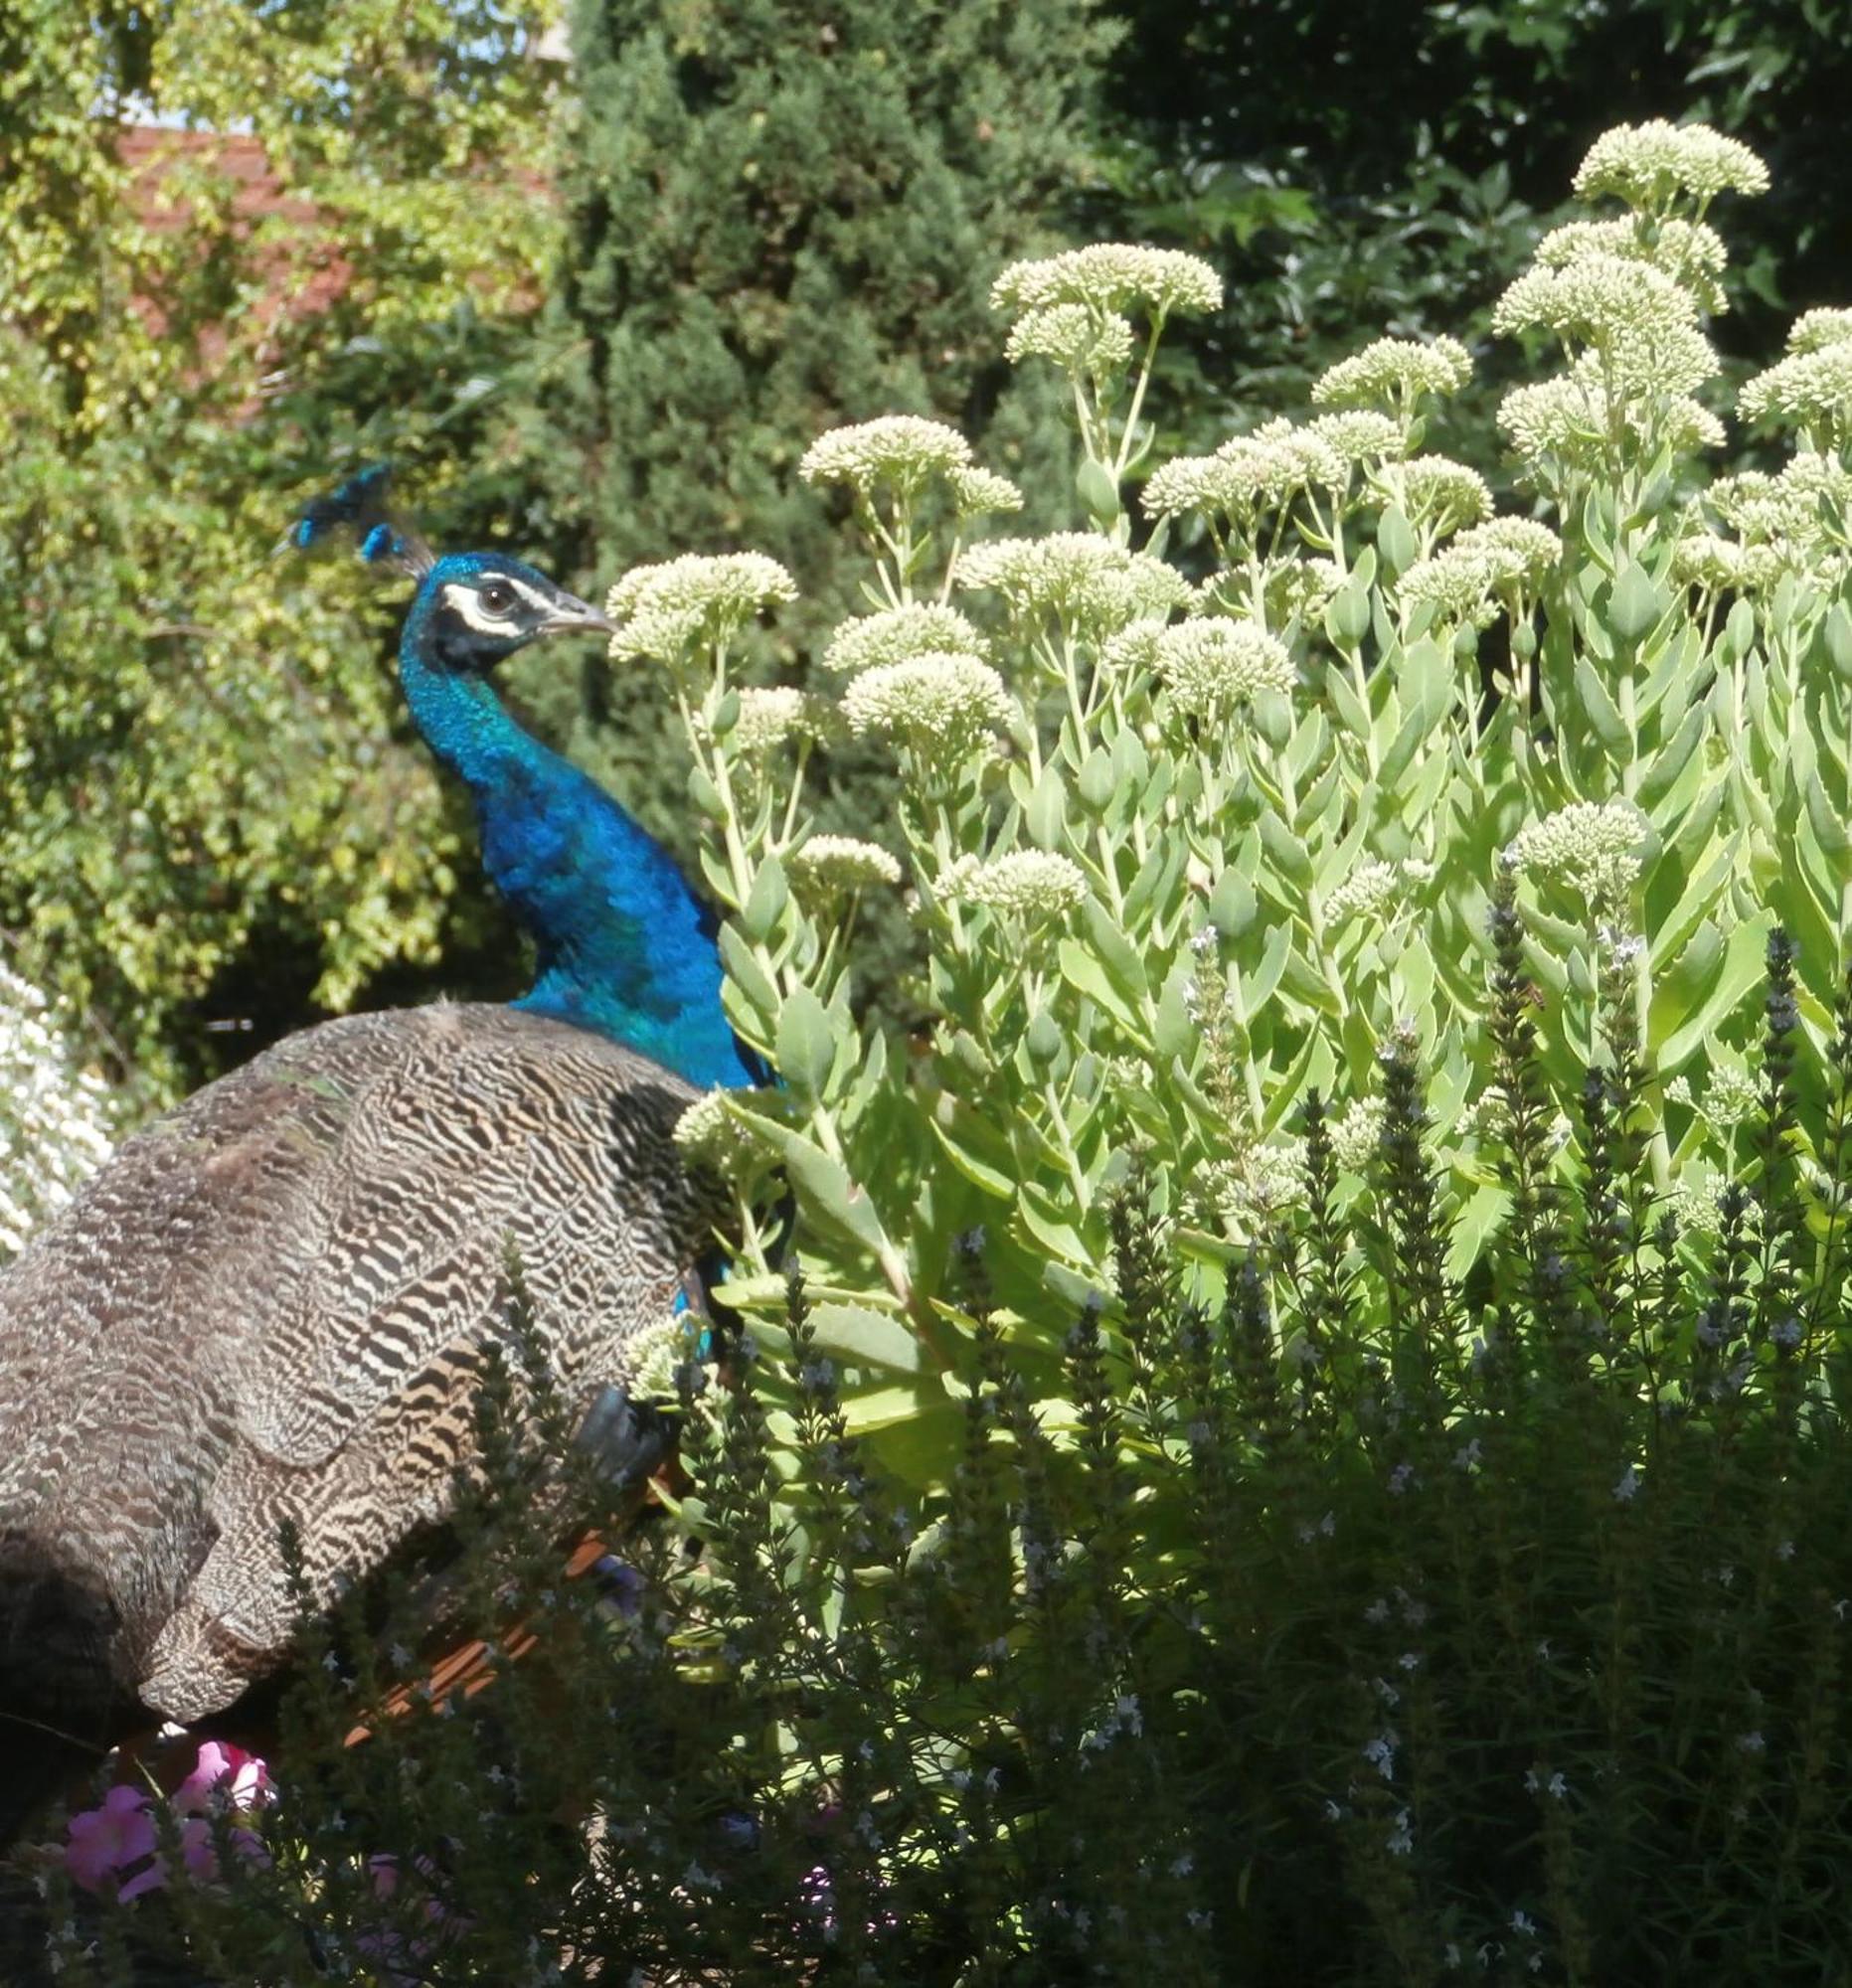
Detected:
[
  {"left": 0, "top": 1, "right": 566, "bottom": 1097},
  {"left": 485, "top": 0, "right": 1117, "bottom": 913},
  {"left": 8, "top": 0, "right": 1852, "bottom": 1117}
]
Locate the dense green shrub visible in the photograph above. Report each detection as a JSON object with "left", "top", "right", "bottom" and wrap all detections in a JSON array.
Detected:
[
  {"left": 46, "top": 935, "right": 1852, "bottom": 1982},
  {"left": 0, "top": 3, "right": 564, "bottom": 1093}
]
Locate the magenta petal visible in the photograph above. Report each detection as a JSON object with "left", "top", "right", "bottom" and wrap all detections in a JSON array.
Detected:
[
  {"left": 179, "top": 1818, "right": 220, "bottom": 1883},
  {"left": 64, "top": 1815, "right": 116, "bottom": 1894},
  {"left": 115, "top": 1856, "right": 170, "bottom": 1903}
]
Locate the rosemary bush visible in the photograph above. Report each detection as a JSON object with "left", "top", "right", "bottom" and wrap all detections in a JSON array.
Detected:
[{"left": 51, "top": 932, "right": 1852, "bottom": 1983}]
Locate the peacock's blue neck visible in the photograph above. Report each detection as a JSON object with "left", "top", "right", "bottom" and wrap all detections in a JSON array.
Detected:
[{"left": 397, "top": 626, "right": 753, "bottom": 1091}]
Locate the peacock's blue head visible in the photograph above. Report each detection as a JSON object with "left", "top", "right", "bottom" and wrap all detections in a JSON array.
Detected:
[
  {"left": 290, "top": 466, "right": 611, "bottom": 671},
  {"left": 404, "top": 552, "right": 613, "bottom": 674}
]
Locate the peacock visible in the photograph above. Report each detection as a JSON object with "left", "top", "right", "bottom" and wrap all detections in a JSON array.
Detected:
[{"left": 0, "top": 472, "right": 750, "bottom": 1836}]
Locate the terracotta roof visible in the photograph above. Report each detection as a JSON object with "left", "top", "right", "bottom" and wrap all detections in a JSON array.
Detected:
[{"left": 117, "top": 127, "right": 355, "bottom": 369}]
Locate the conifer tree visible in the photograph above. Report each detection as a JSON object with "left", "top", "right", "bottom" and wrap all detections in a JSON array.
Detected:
[{"left": 512, "top": 0, "right": 1115, "bottom": 823}]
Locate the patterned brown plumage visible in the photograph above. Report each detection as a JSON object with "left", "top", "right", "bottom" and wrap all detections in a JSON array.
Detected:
[{"left": 0, "top": 1002, "right": 710, "bottom": 1783}]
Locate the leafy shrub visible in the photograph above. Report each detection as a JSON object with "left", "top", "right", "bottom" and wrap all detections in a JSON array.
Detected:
[{"left": 635, "top": 120, "right": 1850, "bottom": 1502}]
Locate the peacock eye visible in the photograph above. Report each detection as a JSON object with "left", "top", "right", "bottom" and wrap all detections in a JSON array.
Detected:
[{"left": 481, "top": 582, "right": 515, "bottom": 614}]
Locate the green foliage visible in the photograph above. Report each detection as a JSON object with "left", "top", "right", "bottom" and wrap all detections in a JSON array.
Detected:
[
  {"left": 0, "top": 3, "right": 564, "bottom": 1093},
  {"left": 631, "top": 127, "right": 1852, "bottom": 1508},
  {"left": 55, "top": 948, "right": 1852, "bottom": 1978}
]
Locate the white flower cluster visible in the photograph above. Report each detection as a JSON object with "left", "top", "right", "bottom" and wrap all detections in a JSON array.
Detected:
[
  {"left": 1739, "top": 339, "right": 1852, "bottom": 449},
  {"left": 948, "top": 466, "right": 1024, "bottom": 516},
  {"left": 1398, "top": 517, "right": 1563, "bottom": 622},
  {"left": 786, "top": 834, "right": 904, "bottom": 896},
  {"left": 1153, "top": 619, "right": 1295, "bottom": 722},
  {"left": 1310, "top": 336, "right": 1473, "bottom": 414},
  {"left": 1572, "top": 120, "right": 1769, "bottom": 212},
  {"left": 606, "top": 552, "right": 797, "bottom": 665},
  {"left": 839, "top": 651, "right": 1018, "bottom": 771},
  {"left": 672, "top": 1087, "right": 765, "bottom": 1181},
  {"left": 1702, "top": 1063, "right": 1763, "bottom": 1131},
  {"left": 1498, "top": 365, "right": 1725, "bottom": 475},
  {"left": 1205, "top": 1138, "right": 1307, "bottom": 1229},
  {"left": 823, "top": 602, "right": 989, "bottom": 677},
  {"left": 1306, "top": 411, "right": 1406, "bottom": 463},
  {"left": 956, "top": 532, "right": 1191, "bottom": 633},
  {"left": 1534, "top": 217, "right": 1731, "bottom": 315},
  {"left": 1004, "top": 303, "right": 1136, "bottom": 376},
  {"left": 1506, "top": 800, "right": 1648, "bottom": 902},
  {"left": 991, "top": 244, "right": 1224, "bottom": 319},
  {"left": 1493, "top": 255, "right": 1717, "bottom": 398},
  {"left": 0, "top": 966, "right": 114, "bottom": 1259},
  {"left": 1323, "top": 856, "right": 1432, "bottom": 928},
  {"left": 799, "top": 415, "right": 972, "bottom": 497},
  {"left": 1327, "top": 1096, "right": 1387, "bottom": 1175},
  {"left": 1789, "top": 308, "right": 1852, "bottom": 356},
  {"left": 1143, "top": 417, "right": 1356, "bottom": 525},
  {"left": 1396, "top": 457, "right": 1493, "bottom": 539},
  {"left": 728, "top": 686, "right": 819, "bottom": 758},
  {"left": 1681, "top": 454, "right": 1852, "bottom": 593},
  {"left": 940, "top": 849, "right": 1089, "bottom": 920}
]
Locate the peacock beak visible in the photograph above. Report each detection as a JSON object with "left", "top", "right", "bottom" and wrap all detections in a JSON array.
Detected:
[{"left": 543, "top": 592, "right": 617, "bottom": 638}]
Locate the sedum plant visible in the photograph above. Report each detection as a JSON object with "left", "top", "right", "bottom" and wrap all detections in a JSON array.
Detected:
[{"left": 625, "top": 120, "right": 1852, "bottom": 1485}]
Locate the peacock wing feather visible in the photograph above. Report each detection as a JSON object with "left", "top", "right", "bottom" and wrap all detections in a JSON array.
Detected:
[{"left": 0, "top": 1002, "right": 714, "bottom": 1728}]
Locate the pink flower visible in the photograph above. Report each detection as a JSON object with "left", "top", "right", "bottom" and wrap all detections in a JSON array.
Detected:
[
  {"left": 358, "top": 1854, "right": 474, "bottom": 1987},
  {"left": 174, "top": 1740, "right": 273, "bottom": 1816},
  {"left": 177, "top": 1815, "right": 271, "bottom": 1885},
  {"left": 64, "top": 1785, "right": 162, "bottom": 1901}
]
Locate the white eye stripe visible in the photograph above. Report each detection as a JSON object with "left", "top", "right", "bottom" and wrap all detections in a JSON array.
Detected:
[{"left": 438, "top": 578, "right": 554, "bottom": 635}]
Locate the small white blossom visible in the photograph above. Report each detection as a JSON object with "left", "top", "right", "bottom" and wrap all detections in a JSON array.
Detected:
[
  {"left": 1533, "top": 215, "right": 1731, "bottom": 314},
  {"left": 1306, "top": 410, "right": 1405, "bottom": 462},
  {"left": 800, "top": 415, "right": 972, "bottom": 496},
  {"left": 1396, "top": 456, "right": 1493, "bottom": 538},
  {"left": 1324, "top": 860, "right": 1401, "bottom": 926},
  {"left": 1399, "top": 516, "right": 1563, "bottom": 622},
  {"left": 948, "top": 465, "right": 1025, "bottom": 516},
  {"left": 1703, "top": 1063, "right": 1762, "bottom": 1130},
  {"left": 940, "top": 850, "right": 1088, "bottom": 920},
  {"left": 606, "top": 552, "right": 796, "bottom": 665},
  {"left": 957, "top": 532, "right": 1191, "bottom": 632},
  {"left": 1572, "top": 119, "right": 1769, "bottom": 210},
  {"left": 991, "top": 244, "right": 1224, "bottom": 318},
  {"left": 786, "top": 835, "right": 903, "bottom": 897},
  {"left": 1153, "top": 619, "right": 1294, "bottom": 721},
  {"left": 1328, "top": 1096, "right": 1386, "bottom": 1174},
  {"left": 672, "top": 1087, "right": 768, "bottom": 1179},
  {"left": 1739, "top": 341, "right": 1852, "bottom": 448},
  {"left": 823, "top": 602, "right": 988, "bottom": 676},
  {"left": 1311, "top": 335, "right": 1473, "bottom": 413},
  {"left": 729, "top": 686, "right": 816, "bottom": 757},
  {"left": 840, "top": 652, "right": 1018, "bottom": 771},
  {"left": 1004, "top": 303, "right": 1136, "bottom": 374},
  {"left": 1506, "top": 799, "right": 1648, "bottom": 901},
  {"left": 1613, "top": 1463, "right": 1640, "bottom": 1502},
  {"left": 1789, "top": 307, "right": 1852, "bottom": 355}
]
